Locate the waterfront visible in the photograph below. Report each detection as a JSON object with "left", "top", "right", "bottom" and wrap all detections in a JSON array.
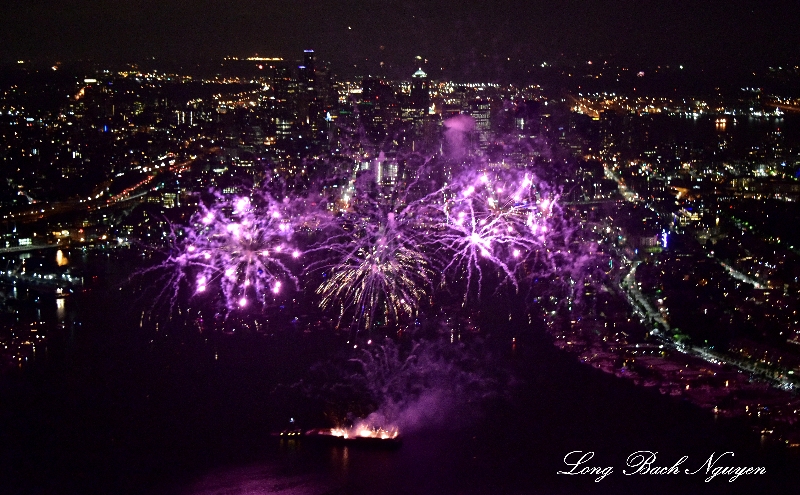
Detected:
[
  {"left": 3, "top": 2, "right": 800, "bottom": 493},
  {"left": 2, "top": 258, "right": 800, "bottom": 495}
]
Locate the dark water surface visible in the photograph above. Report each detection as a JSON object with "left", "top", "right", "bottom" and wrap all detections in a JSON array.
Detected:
[
  {"left": 1, "top": 252, "right": 799, "bottom": 495},
  {"left": 152, "top": 331, "right": 800, "bottom": 495}
]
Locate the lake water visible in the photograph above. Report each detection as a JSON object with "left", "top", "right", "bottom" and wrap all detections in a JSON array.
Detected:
[{"left": 2, "top": 252, "right": 799, "bottom": 495}]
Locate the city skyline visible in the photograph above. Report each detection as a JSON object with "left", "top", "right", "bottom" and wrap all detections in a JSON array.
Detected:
[{"left": 3, "top": 9, "right": 800, "bottom": 492}]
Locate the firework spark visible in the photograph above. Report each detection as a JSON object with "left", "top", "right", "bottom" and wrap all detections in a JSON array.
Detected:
[
  {"left": 148, "top": 130, "right": 586, "bottom": 330},
  {"left": 174, "top": 192, "right": 301, "bottom": 311},
  {"left": 424, "top": 168, "right": 555, "bottom": 301},
  {"left": 309, "top": 181, "right": 436, "bottom": 330}
]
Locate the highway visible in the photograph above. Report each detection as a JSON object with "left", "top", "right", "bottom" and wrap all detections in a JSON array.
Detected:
[
  {"left": 2, "top": 147, "right": 216, "bottom": 225},
  {"left": 604, "top": 158, "right": 798, "bottom": 391}
]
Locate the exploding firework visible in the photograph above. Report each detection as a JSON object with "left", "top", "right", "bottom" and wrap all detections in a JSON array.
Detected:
[
  {"left": 144, "top": 108, "right": 593, "bottom": 330},
  {"left": 316, "top": 236, "right": 433, "bottom": 330},
  {"left": 173, "top": 192, "right": 302, "bottom": 311},
  {"left": 308, "top": 171, "right": 437, "bottom": 331},
  {"left": 148, "top": 162, "right": 579, "bottom": 327},
  {"left": 424, "top": 167, "right": 557, "bottom": 301}
]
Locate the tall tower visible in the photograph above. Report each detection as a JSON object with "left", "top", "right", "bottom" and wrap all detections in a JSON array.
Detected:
[
  {"left": 297, "top": 49, "right": 317, "bottom": 126},
  {"left": 273, "top": 63, "right": 297, "bottom": 143},
  {"left": 410, "top": 68, "right": 429, "bottom": 115},
  {"left": 301, "top": 49, "right": 316, "bottom": 92}
]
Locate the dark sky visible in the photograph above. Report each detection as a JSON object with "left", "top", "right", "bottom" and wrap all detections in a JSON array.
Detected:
[{"left": 2, "top": 0, "right": 799, "bottom": 77}]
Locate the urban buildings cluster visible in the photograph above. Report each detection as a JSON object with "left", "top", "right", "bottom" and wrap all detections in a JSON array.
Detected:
[{"left": 1, "top": 52, "right": 800, "bottom": 443}]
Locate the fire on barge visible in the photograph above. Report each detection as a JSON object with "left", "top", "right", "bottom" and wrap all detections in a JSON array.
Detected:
[{"left": 295, "top": 426, "right": 402, "bottom": 448}]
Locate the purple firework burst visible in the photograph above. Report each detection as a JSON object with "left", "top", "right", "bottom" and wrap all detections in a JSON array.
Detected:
[{"left": 177, "top": 192, "right": 301, "bottom": 311}]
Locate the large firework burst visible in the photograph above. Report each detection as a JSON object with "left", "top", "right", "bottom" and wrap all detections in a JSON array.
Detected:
[
  {"left": 308, "top": 174, "right": 437, "bottom": 330},
  {"left": 146, "top": 127, "right": 588, "bottom": 331},
  {"left": 424, "top": 167, "right": 556, "bottom": 300},
  {"left": 176, "top": 192, "right": 301, "bottom": 311}
]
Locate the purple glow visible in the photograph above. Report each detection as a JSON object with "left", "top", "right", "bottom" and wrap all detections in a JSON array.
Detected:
[
  {"left": 145, "top": 135, "right": 587, "bottom": 330},
  {"left": 159, "top": 191, "right": 302, "bottom": 311}
]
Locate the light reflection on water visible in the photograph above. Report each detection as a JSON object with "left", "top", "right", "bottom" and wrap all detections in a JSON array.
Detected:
[
  {"left": 56, "top": 249, "right": 69, "bottom": 266},
  {"left": 56, "top": 296, "right": 65, "bottom": 321},
  {"left": 330, "top": 445, "right": 349, "bottom": 473},
  {"left": 183, "top": 462, "right": 334, "bottom": 495},
  {"left": 2, "top": 249, "right": 797, "bottom": 495}
]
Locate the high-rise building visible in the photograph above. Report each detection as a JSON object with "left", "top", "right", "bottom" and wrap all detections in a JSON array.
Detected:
[
  {"left": 360, "top": 78, "right": 399, "bottom": 144},
  {"left": 299, "top": 49, "right": 316, "bottom": 94},
  {"left": 410, "top": 68, "right": 429, "bottom": 114},
  {"left": 272, "top": 63, "right": 297, "bottom": 143},
  {"left": 469, "top": 99, "right": 491, "bottom": 149},
  {"left": 298, "top": 49, "right": 328, "bottom": 143}
]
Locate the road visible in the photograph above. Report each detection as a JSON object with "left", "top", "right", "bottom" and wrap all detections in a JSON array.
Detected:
[
  {"left": 0, "top": 243, "right": 65, "bottom": 255},
  {"left": 2, "top": 147, "right": 217, "bottom": 225},
  {"left": 604, "top": 158, "right": 797, "bottom": 391}
]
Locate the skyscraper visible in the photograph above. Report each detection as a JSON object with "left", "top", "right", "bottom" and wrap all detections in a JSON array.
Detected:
[
  {"left": 469, "top": 99, "right": 491, "bottom": 149},
  {"left": 272, "top": 63, "right": 297, "bottom": 143},
  {"left": 410, "top": 68, "right": 429, "bottom": 114},
  {"left": 300, "top": 49, "right": 316, "bottom": 93},
  {"left": 360, "top": 78, "right": 399, "bottom": 144}
]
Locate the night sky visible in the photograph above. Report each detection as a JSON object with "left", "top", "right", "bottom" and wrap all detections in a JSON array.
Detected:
[{"left": 2, "top": 0, "right": 800, "bottom": 77}]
